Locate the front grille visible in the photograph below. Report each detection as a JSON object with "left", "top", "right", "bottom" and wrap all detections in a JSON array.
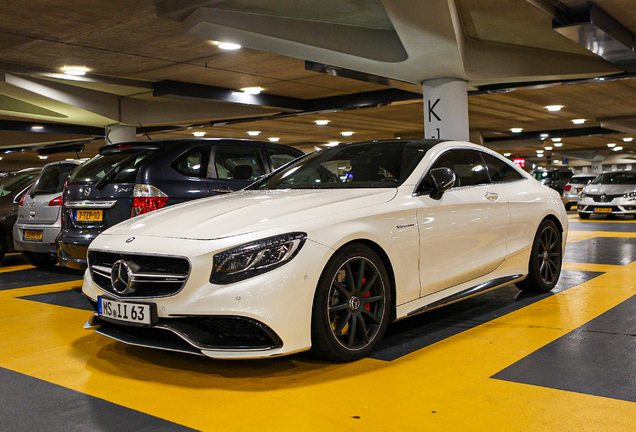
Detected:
[
  {"left": 588, "top": 194, "right": 624, "bottom": 203},
  {"left": 88, "top": 251, "right": 190, "bottom": 298}
]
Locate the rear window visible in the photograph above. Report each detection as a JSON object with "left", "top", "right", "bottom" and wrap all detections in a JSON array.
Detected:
[
  {"left": 68, "top": 152, "right": 153, "bottom": 184},
  {"left": 0, "top": 172, "right": 39, "bottom": 197},
  {"left": 30, "top": 163, "right": 77, "bottom": 195}
]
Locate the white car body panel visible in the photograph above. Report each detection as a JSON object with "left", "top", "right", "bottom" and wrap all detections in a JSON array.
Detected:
[{"left": 82, "top": 140, "right": 568, "bottom": 359}]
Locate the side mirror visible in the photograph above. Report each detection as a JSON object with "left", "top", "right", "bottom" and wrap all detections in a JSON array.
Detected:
[{"left": 429, "top": 167, "right": 456, "bottom": 200}]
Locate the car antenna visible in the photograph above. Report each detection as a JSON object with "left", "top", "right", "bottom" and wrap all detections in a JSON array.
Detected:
[{"left": 139, "top": 123, "right": 153, "bottom": 140}]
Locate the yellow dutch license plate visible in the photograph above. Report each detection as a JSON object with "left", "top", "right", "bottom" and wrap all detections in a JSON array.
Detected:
[
  {"left": 23, "top": 230, "right": 43, "bottom": 241},
  {"left": 594, "top": 207, "right": 612, "bottom": 213},
  {"left": 75, "top": 209, "right": 103, "bottom": 222}
]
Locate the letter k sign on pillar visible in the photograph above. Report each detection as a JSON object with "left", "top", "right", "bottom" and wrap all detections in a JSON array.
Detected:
[{"left": 422, "top": 79, "right": 469, "bottom": 142}]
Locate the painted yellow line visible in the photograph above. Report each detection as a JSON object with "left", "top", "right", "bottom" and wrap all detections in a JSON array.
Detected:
[
  {"left": 0, "top": 264, "right": 32, "bottom": 273},
  {"left": 1, "top": 267, "right": 636, "bottom": 430},
  {"left": 567, "top": 230, "right": 636, "bottom": 244}
]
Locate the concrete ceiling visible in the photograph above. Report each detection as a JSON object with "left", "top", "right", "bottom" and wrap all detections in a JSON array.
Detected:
[{"left": 2, "top": 0, "right": 636, "bottom": 170}]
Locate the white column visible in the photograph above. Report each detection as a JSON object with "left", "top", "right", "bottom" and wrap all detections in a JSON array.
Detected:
[
  {"left": 105, "top": 125, "right": 136, "bottom": 144},
  {"left": 422, "top": 78, "right": 469, "bottom": 142}
]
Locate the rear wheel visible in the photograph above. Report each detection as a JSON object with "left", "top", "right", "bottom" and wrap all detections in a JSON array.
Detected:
[
  {"left": 310, "top": 244, "right": 391, "bottom": 362},
  {"left": 22, "top": 251, "right": 58, "bottom": 268},
  {"left": 578, "top": 212, "right": 590, "bottom": 220},
  {"left": 516, "top": 219, "right": 562, "bottom": 293}
]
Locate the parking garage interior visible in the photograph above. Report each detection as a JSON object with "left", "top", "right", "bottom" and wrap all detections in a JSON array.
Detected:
[{"left": 3, "top": 0, "right": 636, "bottom": 430}]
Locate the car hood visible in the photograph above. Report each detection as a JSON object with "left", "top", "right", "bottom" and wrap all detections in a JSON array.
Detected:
[
  {"left": 103, "top": 188, "right": 398, "bottom": 240},
  {"left": 583, "top": 184, "right": 636, "bottom": 195}
]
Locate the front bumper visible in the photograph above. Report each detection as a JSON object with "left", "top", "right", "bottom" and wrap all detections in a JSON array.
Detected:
[
  {"left": 81, "top": 233, "right": 333, "bottom": 359},
  {"left": 13, "top": 222, "right": 61, "bottom": 254},
  {"left": 577, "top": 197, "right": 636, "bottom": 215}
]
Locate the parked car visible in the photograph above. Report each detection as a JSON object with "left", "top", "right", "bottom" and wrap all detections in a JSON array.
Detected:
[
  {"left": 562, "top": 174, "right": 597, "bottom": 210},
  {"left": 81, "top": 139, "right": 567, "bottom": 362},
  {"left": 13, "top": 160, "right": 85, "bottom": 267},
  {"left": 57, "top": 139, "right": 304, "bottom": 270},
  {"left": 0, "top": 168, "right": 42, "bottom": 262},
  {"left": 532, "top": 168, "right": 574, "bottom": 194},
  {"left": 577, "top": 170, "right": 636, "bottom": 219}
]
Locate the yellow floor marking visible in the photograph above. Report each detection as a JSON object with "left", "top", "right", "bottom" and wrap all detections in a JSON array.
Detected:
[
  {"left": 3, "top": 230, "right": 636, "bottom": 430},
  {"left": 568, "top": 216, "right": 636, "bottom": 223},
  {"left": 562, "top": 262, "right": 619, "bottom": 273},
  {"left": 0, "top": 264, "right": 32, "bottom": 273},
  {"left": 567, "top": 230, "right": 636, "bottom": 243}
]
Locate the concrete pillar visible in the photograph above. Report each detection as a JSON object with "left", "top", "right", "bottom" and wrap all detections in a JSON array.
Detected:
[
  {"left": 105, "top": 125, "right": 136, "bottom": 144},
  {"left": 422, "top": 78, "right": 469, "bottom": 142}
]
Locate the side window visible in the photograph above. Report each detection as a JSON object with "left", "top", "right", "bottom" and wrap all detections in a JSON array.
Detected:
[
  {"left": 481, "top": 153, "right": 524, "bottom": 183},
  {"left": 423, "top": 149, "right": 489, "bottom": 189},
  {"left": 268, "top": 148, "right": 301, "bottom": 170},
  {"left": 212, "top": 147, "right": 265, "bottom": 182},
  {"left": 172, "top": 147, "right": 206, "bottom": 178}
]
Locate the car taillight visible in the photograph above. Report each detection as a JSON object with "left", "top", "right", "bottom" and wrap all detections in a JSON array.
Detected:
[
  {"left": 564, "top": 185, "right": 571, "bottom": 191},
  {"left": 19, "top": 193, "right": 26, "bottom": 206},
  {"left": 131, "top": 184, "right": 169, "bottom": 217},
  {"left": 49, "top": 195, "right": 63, "bottom": 206}
]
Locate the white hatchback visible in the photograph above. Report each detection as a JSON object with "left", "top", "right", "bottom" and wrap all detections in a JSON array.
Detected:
[{"left": 82, "top": 140, "right": 568, "bottom": 361}]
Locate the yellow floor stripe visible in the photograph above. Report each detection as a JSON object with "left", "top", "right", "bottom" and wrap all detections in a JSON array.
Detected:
[
  {"left": 0, "top": 264, "right": 32, "bottom": 273},
  {"left": 2, "top": 227, "right": 636, "bottom": 430}
]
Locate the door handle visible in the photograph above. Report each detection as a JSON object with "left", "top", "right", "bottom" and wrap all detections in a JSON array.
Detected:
[{"left": 485, "top": 192, "right": 499, "bottom": 201}]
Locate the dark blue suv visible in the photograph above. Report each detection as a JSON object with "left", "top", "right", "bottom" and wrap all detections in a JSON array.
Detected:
[{"left": 57, "top": 139, "right": 304, "bottom": 269}]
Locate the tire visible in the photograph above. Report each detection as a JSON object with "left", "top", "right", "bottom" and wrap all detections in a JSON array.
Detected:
[
  {"left": 22, "top": 251, "right": 58, "bottom": 268},
  {"left": 516, "top": 219, "right": 562, "bottom": 293},
  {"left": 310, "top": 244, "right": 391, "bottom": 362},
  {"left": 578, "top": 212, "right": 590, "bottom": 220}
]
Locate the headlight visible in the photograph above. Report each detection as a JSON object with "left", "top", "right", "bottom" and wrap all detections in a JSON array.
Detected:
[
  {"left": 211, "top": 232, "right": 306, "bottom": 284},
  {"left": 623, "top": 191, "right": 636, "bottom": 200}
]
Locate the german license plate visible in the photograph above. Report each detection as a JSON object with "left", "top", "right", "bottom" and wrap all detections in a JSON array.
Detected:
[
  {"left": 595, "top": 207, "right": 612, "bottom": 213},
  {"left": 23, "top": 230, "right": 43, "bottom": 241},
  {"left": 75, "top": 209, "right": 103, "bottom": 222},
  {"left": 98, "top": 297, "right": 152, "bottom": 325}
]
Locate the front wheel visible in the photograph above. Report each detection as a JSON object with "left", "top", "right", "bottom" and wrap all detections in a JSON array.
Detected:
[
  {"left": 310, "top": 244, "right": 391, "bottom": 362},
  {"left": 516, "top": 219, "right": 562, "bottom": 293},
  {"left": 22, "top": 251, "right": 58, "bottom": 268}
]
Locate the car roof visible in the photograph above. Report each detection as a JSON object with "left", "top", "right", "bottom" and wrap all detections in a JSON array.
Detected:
[{"left": 98, "top": 138, "right": 305, "bottom": 155}]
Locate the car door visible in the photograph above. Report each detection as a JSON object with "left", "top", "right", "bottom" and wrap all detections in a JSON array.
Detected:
[{"left": 414, "top": 149, "right": 510, "bottom": 297}]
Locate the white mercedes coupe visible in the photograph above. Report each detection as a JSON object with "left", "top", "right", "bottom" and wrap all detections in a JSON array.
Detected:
[{"left": 82, "top": 139, "right": 568, "bottom": 362}]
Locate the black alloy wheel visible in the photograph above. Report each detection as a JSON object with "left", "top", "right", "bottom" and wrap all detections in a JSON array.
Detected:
[
  {"left": 516, "top": 219, "right": 562, "bottom": 293},
  {"left": 311, "top": 244, "right": 391, "bottom": 362}
]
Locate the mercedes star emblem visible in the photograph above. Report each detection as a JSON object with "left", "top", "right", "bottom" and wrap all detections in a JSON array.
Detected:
[{"left": 111, "top": 260, "right": 136, "bottom": 294}]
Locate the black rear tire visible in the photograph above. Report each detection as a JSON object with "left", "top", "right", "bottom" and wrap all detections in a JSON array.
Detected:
[
  {"left": 22, "top": 251, "right": 58, "bottom": 268},
  {"left": 310, "top": 244, "right": 391, "bottom": 362},
  {"left": 578, "top": 212, "right": 590, "bottom": 220},
  {"left": 516, "top": 219, "right": 562, "bottom": 293}
]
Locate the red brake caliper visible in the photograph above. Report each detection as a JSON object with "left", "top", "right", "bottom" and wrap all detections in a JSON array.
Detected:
[{"left": 363, "top": 277, "right": 370, "bottom": 311}]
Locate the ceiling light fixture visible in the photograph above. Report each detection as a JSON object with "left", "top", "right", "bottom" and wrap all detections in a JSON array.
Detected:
[
  {"left": 268, "top": 137, "right": 280, "bottom": 142},
  {"left": 546, "top": 105, "right": 564, "bottom": 112},
  {"left": 554, "top": 143, "right": 563, "bottom": 147},
  {"left": 572, "top": 119, "right": 586, "bottom": 124},
  {"left": 341, "top": 131, "right": 354, "bottom": 137},
  {"left": 503, "top": 153, "right": 511, "bottom": 157},
  {"left": 38, "top": 155, "right": 48, "bottom": 159},
  {"left": 551, "top": 137, "right": 562, "bottom": 142},
  {"left": 608, "top": 143, "right": 616, "bottom": 148},
  {"left": 192, "top": 132, "right": 206, "bottom": 137},
  {"left": 247, "top": 131, "right": 261, "bottom": 136},
  {"left": 241, "top": 87, "right": 262, "bottom": 95},
  {"left": 613, "top": 146, "right": 623, "bottom": 151},
  {"left": 540, "top": 133, "right": 549, "bottom": 139},
  {"left": 326, "top": 141, "right": 340, "bottom": 147},
  {"left": 624, "top": 137, "right": 633, "bottom": 142},
  {"left": 217, "top": 42, "right": 242, "bottom": 50},
  {"left": 315, "top": 120, "right": 330, "bottom": 126},
  {"left": 510, "top": 128, "right": 523, "bottom": 133},
  {"left": 61, "top": 66, "right": 89, "bottom": 76},
  {"left": 545, "top": 147, "right": 553, "bottom": 151},
  {"left": 31, "top": 126, "right": 44, "bottom": 131}
]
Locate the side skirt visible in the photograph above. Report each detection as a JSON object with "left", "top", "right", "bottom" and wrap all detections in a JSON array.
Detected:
[{"left": 404, "top": 274, "right": 524, "bottom": 318}]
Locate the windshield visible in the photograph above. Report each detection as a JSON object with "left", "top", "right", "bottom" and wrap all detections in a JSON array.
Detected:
[
  {"left": 0, "top": 172, "right": 39, "bottom": 197},
  {"left": 252, "top": 141, "right": 437, "bottom": 190},
  {"left": 591, "top": 172, "right": 636, "bottom": 185},
  {"left": 571, "top": 175, "right": 596, "bottom": 184},
  {"left": 68, "top": 151, "right": 154, "bottom": 184},
  {"left": 30, "top": 163, "right": 78, "bottom": 195}
]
